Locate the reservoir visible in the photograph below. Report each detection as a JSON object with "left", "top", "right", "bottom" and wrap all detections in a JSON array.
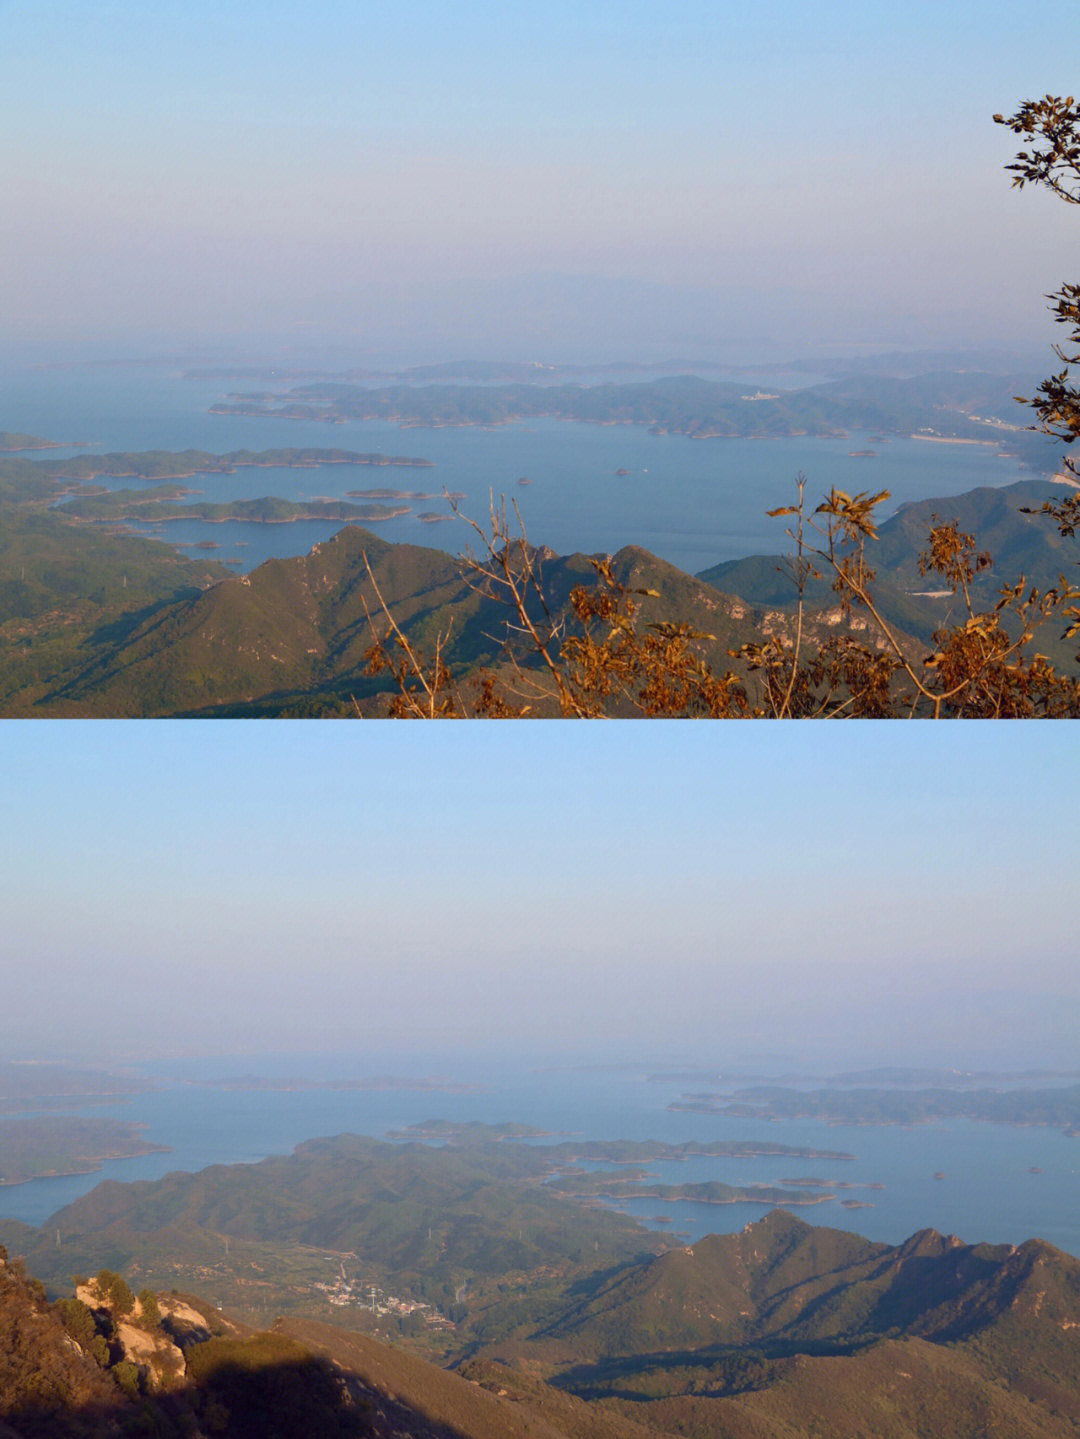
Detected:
[
  {"left": 2, "top": 1054, "right": 1077, "bottom": 1259},
  {"left": 3, "top": 361, "right": 1059, "bottom": 576}
]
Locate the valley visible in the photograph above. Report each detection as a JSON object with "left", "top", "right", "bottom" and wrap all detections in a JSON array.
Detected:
[
  {"left": 1, "top": 357, "right": 1076, "bottom": 716},
  {"left": 5, "top": 1177, "right": 1080, "bottom": 1438}
]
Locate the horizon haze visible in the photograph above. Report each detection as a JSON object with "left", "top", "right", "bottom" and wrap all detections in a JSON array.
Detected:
[
  {"left": 3, "top": 1, "right": 1075, "bottom": 366},
  {"left": 3, "top": 723, "right": 1076, "bottom": 1071}
]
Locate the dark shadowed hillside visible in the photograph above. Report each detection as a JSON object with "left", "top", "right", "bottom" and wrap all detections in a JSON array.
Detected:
[{"left": 5, "top": 1206, "right": 1080, "bottom": 1438}]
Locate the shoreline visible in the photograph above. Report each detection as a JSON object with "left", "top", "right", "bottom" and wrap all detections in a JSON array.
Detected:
[
  {"left": 48, "top": 454, "right": 434, "bottom": 482},
  {"left": 0, "top": 1141, "right": 172, "bottom": 1188},
  {"left": 116, "top": 507, "right": 412, "bottom": 526},
  {"left": 910, "top": 434, "right": 999, "bottom": 447}
]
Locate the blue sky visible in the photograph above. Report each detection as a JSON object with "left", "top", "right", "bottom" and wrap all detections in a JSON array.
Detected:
[
  {"left": 3, "top": 722, "right": 1076, "bottom": 1067},
  {"left": 2, "top": 0, "right": 1075, "bottom": 359}
]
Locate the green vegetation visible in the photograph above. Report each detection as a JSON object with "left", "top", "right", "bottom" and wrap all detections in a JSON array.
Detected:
[
  {"left": 699, "top": 476, "right": 1077, "bottom": 643},
  {"left": 0, "top": 446, "right": 430, "bottom": 506},
  {"left": 0, "top": 1124, "right": 867, "bottom": 1337},
  {"left": 459, "top": 1211, "right": 1080, "bottom": 1437},
  {"left": 549, "top": 1174, "right": 836, "bottom": 1206},
  {"left": 209, "top": 370, "right": 1056, "bottom": 454},
  {"left": 58, "top": 486, "right": 411, "bottom": 524},
  {"left": 6, "top": 1129, "right": 672, "bottom": 1327},
  {"left": 0, "top": 522, "right": 787, "bottom": 715},
  {"left": 669, "top": 1081, "right": 1080, "bottom": 1133},
  {"left": 5, "top": 1194, "right": 1080, "bottom": 1437},
  {"left": 0, "top": 431, "right": 75, "bottom": 451},
  {"left": 0, "top": 1117, "right": 170, "bottom": 1186},
  {"left": 95, "top": 1270, "right": 134, "bottom": 1317},
  {"left": 387, "top": 1121, "right": 854, "bottom": 1160},
  {"left": 20, "top": 486, "right": 1071, "bottom": 717},
  {"left": 54, "top": 1296, "right": 97, "bottom": 1348},
  {"left": 33, "top": 445, "right": 433, "bottom": 483},
  {"left": 0, "top": 498, "right": 225, "bottom": 714}
]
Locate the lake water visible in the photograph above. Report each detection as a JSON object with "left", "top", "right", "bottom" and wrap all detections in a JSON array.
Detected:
[
  {"left": 3, "top": 1054, "right": 1078, "bottom": 1259},
  {"left": 2, "top": 361, "right": 1057, "bottom": 575}
]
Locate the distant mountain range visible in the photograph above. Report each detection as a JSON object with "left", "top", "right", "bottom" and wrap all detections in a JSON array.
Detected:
[
  {"left": 206, "top": 369, "right": 1058, "bottom": 452},
  {"left": 210, "top": 373, "right": 872, "bottom": 438},
  {"left": 669, "top": 1080, "right": 1080, "bottom": 1134}
]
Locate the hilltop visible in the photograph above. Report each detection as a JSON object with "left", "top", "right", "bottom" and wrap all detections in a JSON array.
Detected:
[
  {"left": 4, "top": 1207, "right": 1080, "bottom": 1438},
  {"left": 1, "top": 436, "right": 1076, "bottom": 715},
  {"left": 701, "top": 476, "right": 1078, "bottom": 638},
  {"left": 2, "top": 1247, "right": 644, "bottom": 1439},
  {"left": 463, "top": 1210, "right": 1080, "bottom": 1438},
  {"left": 0, "top": 524, "right": 835, "bottom": 716}
]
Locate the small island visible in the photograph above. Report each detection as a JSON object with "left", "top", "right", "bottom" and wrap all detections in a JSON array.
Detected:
[
  {"left": 541, "top": 1138, "right": 856, "bottom": 1164},
  {"left": 777, "top": 1177, "right": 884, "bottom": 1191},
  {"left": 58, "top": 487, "right": 413, "bottom": 526},
  {"left": 550, "top": 1172, "right": 839, "bottom": 1207},
  {"left": 669, "top": 1080, "right": 1080, "bottom": 1135},
  {"left": 344, "top": 488, "right": 442, "bottom": 499},
  {"left": 42, "top": 446, "right": 434, "bottom": 484}
]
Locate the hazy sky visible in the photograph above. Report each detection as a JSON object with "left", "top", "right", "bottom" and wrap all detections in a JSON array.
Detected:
[
  {"left": 3, "top": 722, "right": 1076, "bottom": 1069},
  {"left": 2, "top": 0, "right": 1075, "bottom": 360}
]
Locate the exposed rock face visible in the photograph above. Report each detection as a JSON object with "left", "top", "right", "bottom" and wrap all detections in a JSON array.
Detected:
[
  {"left": 77, "top": 1276, "right": 185, "bottom": 1389},
  {"left": 114, "top": 1320, "right": 184, "bottom": 1388},
  {"left": 156, "top": 1295, "right": 214, "bottom": 1344}
]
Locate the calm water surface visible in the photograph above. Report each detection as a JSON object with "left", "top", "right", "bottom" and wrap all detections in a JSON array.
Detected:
[
  {"left": 3, "top": 1056, "right": 1077, "bottom": 1258},
  {"left": 2, "top": 362, "right": 1053, "bottom": 575}
]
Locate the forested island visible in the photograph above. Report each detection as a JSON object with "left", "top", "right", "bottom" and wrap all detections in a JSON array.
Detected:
[
  {"left": 670, "top": 1081, "right": 1080, "bottom": 1134},
  {"left": 58, "top": 487, "right": 413, "bottom": 525},
  {"left": 649, "top": 1064, "right": 1080, "bottom": 1086},
  {"left": 42, "top": 446, "right": 433, "bottom": 482},
  {"left": 205, "top": 370, "right": 1057, "bottom": 464},
  {"left": 385, "top": 1121, "right": 855, "bottom": 1161},
  {"left": 548, "top": 1173, "right": 840, "bottom": 1206}
]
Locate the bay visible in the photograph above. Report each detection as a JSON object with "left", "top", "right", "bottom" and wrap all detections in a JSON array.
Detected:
[
  {"left": 3, "top": 361, "right": 1052, "bottom": 575},
  {"left": 3, "top": 1053, "right": 1077, "bottom": 1259}
]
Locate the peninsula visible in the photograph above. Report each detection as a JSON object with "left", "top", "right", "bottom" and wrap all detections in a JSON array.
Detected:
[
  {"left": 0, "top": 1115, "right": 170, "bottom": 1186},
  {"left": 0, "top": 430, "right": 90, "bottom": 452}
]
